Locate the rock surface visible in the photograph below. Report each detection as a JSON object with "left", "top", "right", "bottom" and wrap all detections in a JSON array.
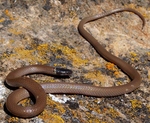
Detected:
[{"left": 0, "top": 0, "right": 150, "bottom": 123}]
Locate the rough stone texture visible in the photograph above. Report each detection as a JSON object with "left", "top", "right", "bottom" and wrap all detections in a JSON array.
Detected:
[{"left": 0, "top": 0, "right": 150, "bottom": 123}]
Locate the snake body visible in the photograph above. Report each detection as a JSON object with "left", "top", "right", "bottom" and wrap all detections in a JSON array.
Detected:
[{"left": 5, "top": 8, "right": 145, "bottom": 118}]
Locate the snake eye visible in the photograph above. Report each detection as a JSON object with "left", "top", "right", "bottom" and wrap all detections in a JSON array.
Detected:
[{"left": 55, "top": 68, "right": 72, "bottom": 76}]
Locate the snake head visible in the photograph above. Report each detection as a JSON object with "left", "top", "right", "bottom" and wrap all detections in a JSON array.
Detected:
[{"left": 55, "top": 68, "right": 72, "bottom": 76}]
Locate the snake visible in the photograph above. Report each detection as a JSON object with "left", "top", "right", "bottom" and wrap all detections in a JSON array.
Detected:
[{"left": 5, "top": 8, "right": 145, "bottom": 118}]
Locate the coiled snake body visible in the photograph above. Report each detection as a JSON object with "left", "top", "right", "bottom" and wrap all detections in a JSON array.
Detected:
[{"left": 5, "top": 8, "right": 145, "bottom": 118}]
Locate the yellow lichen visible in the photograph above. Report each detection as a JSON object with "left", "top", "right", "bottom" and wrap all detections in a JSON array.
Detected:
[
  {"left": 7, "top": 117, "right": 19, "bottom": 123},
  {"left": 130, "top": 52, "right": 137, "bottom": 57},
  {"left": 88, "top": 119, "right": 103, "bottom": 123},
  {"left": 0, "top": 18, "right": 5, "bottom": 22},
  {"left": 50, "top": 43, "right": 88, "bottom": 66},
  {"left": 39, "top": 110, "right": 64, "bottom": 123},
  {"left": 3, "top": 42, "right": 88, "bottom": 67},
  {"left": 10, "top": 47, "right": 35, "bottom": 63},
  {"left": 130, "top": 52, "right": 139, "bottom": 62},
  {"left": 87, "top": 108, "right": 116, "bottom": 123},
  {"left": 9, "top": 39, "right": 15, "bottom": 44},
  {"left": 69, "top": 10, "right": 77, "bottom": 18},
  {"left": 84, "top": 70, "right": 106, "bottom": 86},
  {"left": 8, "top": 28, "right": 22, "bottom": 35},
  {"left": 18, "top": 98, "right": 31, "bottom": 107},
  {"left": 147, "top": 105, "right": 150, "bottom": 112},
  {"left": 130, "top": 99, "right": 142, "bottom": 109},
  {"left": 37, "top": 76, "right": 56, "bottom": 83},
  {"left": 7, "top": 43, "right": 50, "bottom": 64},
  {"left": 37, "top": 44, "right": 49, "bottom": 55},
  {"left": 39, "top": 97, "right": 65, "bottom": 123},
  {"left": 0, "top": 38, "right": 5, "bottom": 44},
  {"left": 0, "top": 103, "right": 3, "bottom": 108},
  {"left": 116, "top": 81, "right": 124, "bottom": 86},
  {"left": 108, "top": 108, "right": 119, "bottom": 118},
  {"left": 148, "top": 70, "right": 150, "bottom": 80},
  {"left": 54, "top": 63, "right": 66, "bottom": 68},
  {"left": 47, "top": 97, "right": 65, "bottom": 114}
]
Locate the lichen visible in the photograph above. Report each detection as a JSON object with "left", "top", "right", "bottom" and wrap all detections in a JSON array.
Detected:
[
  {"left": 105, "top": 62, "right": 120, "bottom": 77},
  {"left": 7, "top": 117, "right": 19, "bottom": 123},
  {"left": 108, "top": 108, "right": 119, "bottom": 118},
  {"left": 50, "top": 43, "right": 88, "bottom": 67},
  {"left": 38, "top": 97, "right": 65, "bottom": 123},
  {"left": 146, "top": 103, "right": 150, "bottom": 118},
  {"left": 130, "top": 52, "right": 139, "bottom": 61},
  {"left": 4, "top": 9, "right": 15, "bottom": 20},
  {"left": 39, "top": 110, "right": 64, "bottom": 123},
  {"left": 8, "top": 28, "right": 22, "bottom": 35},
  {"left": 130, "top": 99, "right": 142, "bottom": 109},
  {"left": 46, "top": 96, "right": 65, "bottom": 114},
  {"left": 4, "top": 43, "right": 50, "bottom": 64},
  {"left": 84, "top": 70, "right": 106, "bottom": 86},
  {"left": 0, "top": 18, "right": 5, "bottom": 23},
  {"left": 88, "top": 119, "right": 107, "bottom": 123}
]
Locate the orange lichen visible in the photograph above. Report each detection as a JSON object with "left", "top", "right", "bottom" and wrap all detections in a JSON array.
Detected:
[
  {"left": 105, "top": 62, "right": 119, "bottom": 77},
  {"left": 105, "top": 62, "right": 116, "bottom": 71},
  {"left": 113, "top": 71, "right": 120, "bottom": 76},
  {"left": 4, "top": 9, "right": 15, "bottom": 20}
]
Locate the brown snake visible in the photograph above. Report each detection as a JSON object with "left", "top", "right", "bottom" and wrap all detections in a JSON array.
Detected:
[{"left": 5, "top": 8, "right": 145, "bottom": 118}]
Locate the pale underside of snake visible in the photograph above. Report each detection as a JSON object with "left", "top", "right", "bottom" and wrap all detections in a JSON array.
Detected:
[{"left": 5, "top": 8, "right": 145, "bottom": 118}]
